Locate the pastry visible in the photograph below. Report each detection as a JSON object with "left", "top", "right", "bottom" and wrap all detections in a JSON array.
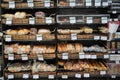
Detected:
[
  {"left": 38, "top": 29, "right": 51, "bottom": 34},
  {"left": 35, "top": 11, "right": 45, "bottom": 18}
]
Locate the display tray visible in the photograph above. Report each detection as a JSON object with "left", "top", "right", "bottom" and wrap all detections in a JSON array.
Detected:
[
  {"left": 1, "top": 17, "right": 55, "bottom": 25},
  {"left": 4, "top": 53, "right": 56, "bottom": 60}
]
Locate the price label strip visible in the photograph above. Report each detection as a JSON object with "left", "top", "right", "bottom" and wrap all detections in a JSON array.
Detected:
[
  {"left": 8, "top": 74, "right": 14, "bottom": 79},
  {"left": 75, "top": 74, "right": 81, "bottom": 78},
  {"left": 46, "top": 17, "right": 52, "bottom": 24},
  {"left": 38, "top": 54, "right": 44, "bottom": 61},
  {"left": 86, "top": 17, "right": 93, "bottom": 23},
  {"left": 62, "top": 75, "right": 68, "bottom": 79},
  {"left": 48, "top": 75, "right": 54, "bottom": 79},
  {"left": 8, "top": 54, "right": 14, "bottom": 60},
  {"left": 44, "top": 0, "right": 50, "bottom": 7},
  {"left": 9, "top": 1, "right": 15, "bottom": 8},
  {"left": 69, "top": 0, "right": 76, "bottom": 7},
  {"left": 95, "top": 0, "right": 101, "bottom": 6},
  {"left": 23, "top": 74, "right": 29, "bottom": 79},
  {"left": 6, "top": 18, "right": 12, "bottom": 25},
  {"left": 62, "top": 53, "right": 68, "bottom": 60},
  {"left": 71, "top": 34, "right": 77, "bottom": 40},
  {"left": 101, "top": 17, "right": 108, "bottom": 24},
  {"left": 21, "top": 54, "right": 28, "bottom": 60},
  {"left": 33, "top": 75, "right": 39, "bottom": 79},
  {"left": 5, "top": 35, "right": 12, "bottom": 42},
  {"left": 29, "top": 18, "right": 35, "bottom": 24},
  {"left": 85, "top": 0, "right": 92, "bottom": 6},
  {"left": 28, "top": 1, "right": 34, "bottom": 8},
  {"left": 70, "top": 17, "right": 76, "bottom": 24},
  {"left": 37, "top": 34, "right": 42, "bottom": 41}
]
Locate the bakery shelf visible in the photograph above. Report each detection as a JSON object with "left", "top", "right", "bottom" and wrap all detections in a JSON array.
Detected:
[
  {"left": 4, "top": 34, "right": 55, "bottom": 42},
  {"left": 57, "top": 0, "right": 109, "bottom": 8},
  {"left": 57, "top": 34, "right": 108, "bottom": 41},
  {"left": 57, "top": 14, "right": 110, "bottom": 25},
  {"left": 57, "top": 52, "right": 108, "bottom": 59},
  {"left": 4, "top": 71, "right": 56, "bottom": 79},
  {"left": 1, "top": 17, "right": 55, "bottom": 25},
  {"left": 1, "top": 1, "right": 55, "bottom": 9},
  {"left": 4, "top": 53, "right": 56, "bottom": 60}
]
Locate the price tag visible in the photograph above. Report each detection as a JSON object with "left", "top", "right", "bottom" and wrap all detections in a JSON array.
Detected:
[
  {"left": 95, "top": 0, "right": 101, "bottom": 6},
  {"left": 118, "top": 51, "right": 120, "bottom": 53},
  {"left": 0, "top": 42, "right": 2, "bottom": 45},
  {"left": 0, "top": 32, "right": 3, "bottom": 37},
  {"left": 8, "top": 54, "right": 14, "bottom": 60},
  {"left": 62, "top": 75, "right": 68, "bottom": 79},
  {"left": 111, "top": 75, "right": 116, "bottom": 78},
  {"left": 79, "top": 54, "right": 85, "bottom": 59},
  {"left": 111, "top": 51, "right": 115, "bottom": 53},
  {"left": 85, "top": 0, "right": 92, "bottom": 6},
  {"left": 33, "top": 75, "right": 39, "bottom": 79},
  {"left": 110, "top": 55, "right": 120, "bottom": 61},
  {"left": 100, "top": 71, "right": 106, "bottom": 75},
  {"left": 94, "top": 36, "right": 100, "bottom": 40},
  {"left": 75, "top": 74, "right": 81, "bottom": 78},
  {"left": 48, "top": 75, "right": 54, "bottom": 79},
  {"left": 5, "top": 35, "right": 11, "bottom": 42},
  {"left": 108, "top": 51, "right": 111, "bottom": 53},
  {"left": 9, "top": 1, "right": 15, "bottom": 8},
  {"left": 37, "top": 34, "right": 42, "bottom": 41},
  {"left": 112, "top": 11, "right": 117, "bottom": 14},
  {"left": 28, "top": 1, "right": 34, "bottom": 8},
  {"left": 71, "top": 34, "right": 77, "bottom": 40},
  {"left": 62, "top": 53, "right": 68, "bottom": 60},
  {"left": 102, "top": 2, "right": 108, "bottom": 6},
  {"left": 101, "top": 36, "right": 107, "bottom": 40},
  {"left": 6, "top": 18, "right": 12, "bottom": 25},
  {"left": 116, "top": 60, "right": 120, "bottom": 64},
  {"left": 84, "top": 73, "right": 90, "bottom": 78},
  {"left": 8, "top": 74, "right": 14, "bottom": 79},
  {"left": 46, "top": 17, "right": 52, "bottom": 24},
  {"left": 70, "top": 17, "right": 76, "bottom": 24},
  {"left": 44, "top": 0, "right": 50, "bottom": 7},
  {"left": 69, "top": 0, "right": 75, "bottom": 7},
  {"left": 38, "top": 54, "right": 44, "bottom": 61},
  {"left": 104, "top": 54, "right": 109, "bottom": 59},
  {"left": 86, "top": 17, "right": 93, "bottom": 23},
  {"left": 108, "top": 0, "right": 112, "bottom": 3},
  {"left": 91, "top": 55, "right": 97, "bottom": 59},
  {"left": 114, "top": 19, "right": 118, "bottom": 21},
  {"left": 85, "top": 55, "right": 91, "bottom": 59},
  {"left": 23, "top": 74, "right": 29, "bottom": 79},
  {"left": 101, "top": 17, "right": 108, "bottom": 24},
  {"left": 27, "top": 0, "right": 33, "bottom": 2},
  {"left": 29, "top": 18, "right": 35, "bottom": 24},
  {"left": 21, "top": 54, "right": 28, "bottom": 60}
]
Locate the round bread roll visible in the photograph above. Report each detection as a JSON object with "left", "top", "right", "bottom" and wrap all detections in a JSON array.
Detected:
[{"left": 5, "top": 29, "right": 17, "bottom": 35}]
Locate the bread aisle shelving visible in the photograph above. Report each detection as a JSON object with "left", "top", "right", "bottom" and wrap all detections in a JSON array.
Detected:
[{"left": 0, "top": 0, "right": 120, "bottom": 80}]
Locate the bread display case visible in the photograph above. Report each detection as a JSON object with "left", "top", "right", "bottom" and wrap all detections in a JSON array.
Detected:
[{"left": 0, "top": 0, "right": 120, "bottom": 80}]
